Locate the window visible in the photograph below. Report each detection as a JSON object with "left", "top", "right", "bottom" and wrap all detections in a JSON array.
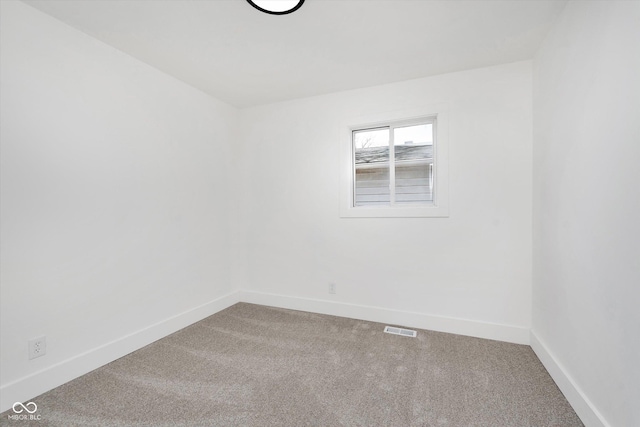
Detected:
[
  {"left": 353, "top": 118, "right": 434, "bottom": 207},
  {"left": 340, "top": 108, "right": 448, "bottom": 218}
]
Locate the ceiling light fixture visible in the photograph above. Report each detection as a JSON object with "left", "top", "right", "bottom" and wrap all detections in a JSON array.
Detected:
[{"left": 246, "top": 0, "right": 305, "bottom": 15}]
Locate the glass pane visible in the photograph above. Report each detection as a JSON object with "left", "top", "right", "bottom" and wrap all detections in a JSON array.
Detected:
[
  {"left": 353, "top": 128, "right": 390, "bottom": 206},
  {"left": 394, "top": 124, "right": 434, "bottom": 204}
]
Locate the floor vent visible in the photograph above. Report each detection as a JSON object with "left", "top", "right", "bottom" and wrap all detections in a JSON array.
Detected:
[{"left": 384, "top": 326, "right": 417, "bottom": 338}]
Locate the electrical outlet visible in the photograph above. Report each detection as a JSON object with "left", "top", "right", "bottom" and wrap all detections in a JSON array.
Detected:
[
  {"left": 329, "top": 283, "right": 337, "bottom": 294},
  {"left": 28, "top": 336, "right": 46, "bottom": 360}
]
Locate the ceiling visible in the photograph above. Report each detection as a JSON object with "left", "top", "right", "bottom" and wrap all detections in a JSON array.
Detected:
[{"left": 23, "top": 0, "right": 567, "bottom": 108}]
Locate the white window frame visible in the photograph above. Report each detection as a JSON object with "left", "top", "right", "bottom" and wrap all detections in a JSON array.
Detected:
[{"left": 340, "top": 106, "right": 449, "bottom": 218}]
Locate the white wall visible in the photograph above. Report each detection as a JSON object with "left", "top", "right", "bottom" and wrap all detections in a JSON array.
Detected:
[
  {"left": 238, "top": 61, "right": 533, "bottom": 343},
  {"left": 0, "top": 1, "right": 239, "bottom": 411},
  {"left": 532, "top": 2, "right": 640, "bottom": 426}
]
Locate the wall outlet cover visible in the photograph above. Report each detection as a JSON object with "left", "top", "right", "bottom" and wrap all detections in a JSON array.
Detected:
[{"left": 28, "top": 336, "right": 46, "bottom": 360}]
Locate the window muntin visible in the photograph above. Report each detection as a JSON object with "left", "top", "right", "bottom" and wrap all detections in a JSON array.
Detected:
[{"left": 353, "top": 118, "right": 435, "bottom": 207}]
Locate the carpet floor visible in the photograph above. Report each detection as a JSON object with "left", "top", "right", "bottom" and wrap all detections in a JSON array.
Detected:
[{"left": 1, "top": 303, "right": 583, "bottom": 426}]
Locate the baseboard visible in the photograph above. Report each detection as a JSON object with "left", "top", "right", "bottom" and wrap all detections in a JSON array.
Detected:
[
  {"left": 530, "top": 331, "right": 610, "bottom": 427},
  {"left": 240, "top": 290, "right": 530, "bottom": 345},
  {"left": 0, "top": 290, "right": 240, "bottom": 413}
]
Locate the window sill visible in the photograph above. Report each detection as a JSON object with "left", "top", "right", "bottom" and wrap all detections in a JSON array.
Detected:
[{"left": 340, "top": 203, "right": 449, "bottom": 218}]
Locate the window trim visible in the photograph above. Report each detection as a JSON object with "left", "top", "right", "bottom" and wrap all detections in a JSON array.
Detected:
[{"left": 340, "top": 106, "right": 449, "bottom": 218}]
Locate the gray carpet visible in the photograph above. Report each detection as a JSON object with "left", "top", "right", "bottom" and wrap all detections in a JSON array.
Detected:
[{"left": 1, "top": 303, "right": 583, "bottom": 426}]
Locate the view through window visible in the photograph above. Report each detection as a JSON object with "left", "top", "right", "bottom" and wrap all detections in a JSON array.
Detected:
[{"left": 353, "top": 119, "right": 435, "bottom": 207}]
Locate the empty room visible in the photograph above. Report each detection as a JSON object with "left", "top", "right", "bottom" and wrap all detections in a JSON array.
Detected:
[{"left": 1, "top": 0, "right": 638, "bottom": 426}]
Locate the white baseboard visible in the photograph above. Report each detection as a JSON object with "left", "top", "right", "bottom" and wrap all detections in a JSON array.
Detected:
[
  {"left": 0, "top": 291, "right": 240, "bottom": 413},
  {"left": 530, "top": 331, "right": 610, "bottom": 427},
  {"left": 240, "top": 290, "right": 530, "bottom": 345}
]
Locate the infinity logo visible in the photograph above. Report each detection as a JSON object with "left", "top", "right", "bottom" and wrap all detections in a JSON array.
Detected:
[{"left": 12, "top": 401, "right": 38, "bottom": 414}]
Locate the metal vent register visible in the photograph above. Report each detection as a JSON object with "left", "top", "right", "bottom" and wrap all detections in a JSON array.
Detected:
[{"left": 384, "top": 326, "right": 417, "bottom": 337}]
